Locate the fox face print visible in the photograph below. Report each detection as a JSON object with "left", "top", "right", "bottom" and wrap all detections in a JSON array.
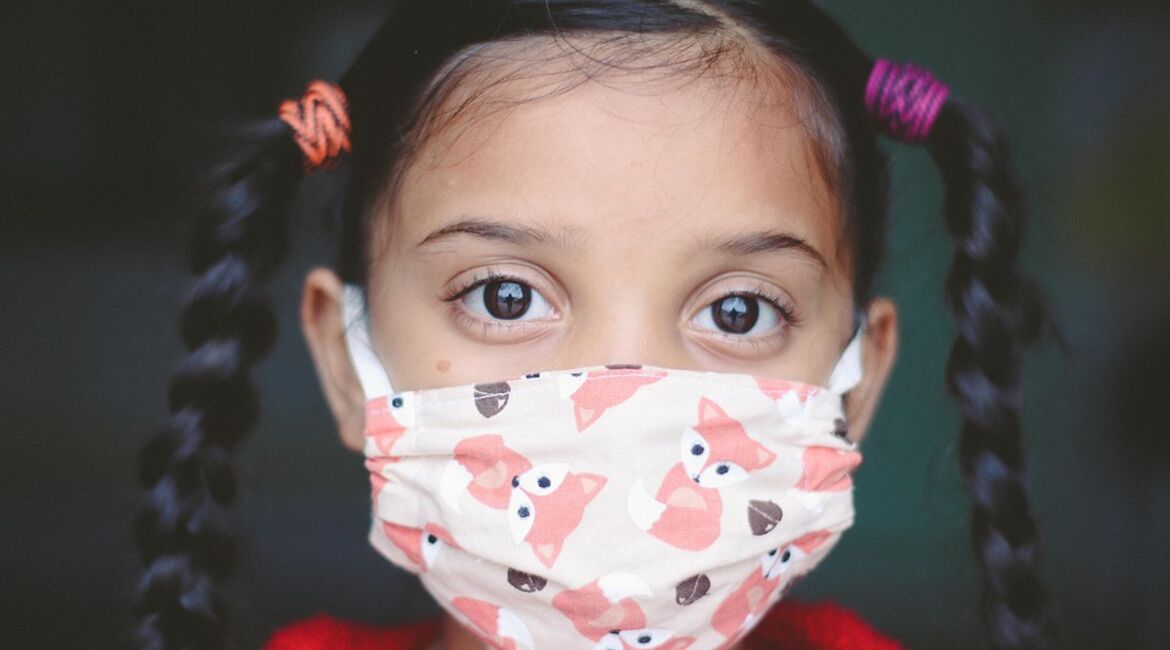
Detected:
[
  {"left": 627, "top": 397, "right": 778, "bottom": 551},
  {"left": 439, "top": 433, "right": 607, "bottom": 567}
]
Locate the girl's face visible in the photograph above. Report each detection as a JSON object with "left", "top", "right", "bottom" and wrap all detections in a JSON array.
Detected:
[{"left": 302, "top": 55, "right": 898, "bottom": 451}]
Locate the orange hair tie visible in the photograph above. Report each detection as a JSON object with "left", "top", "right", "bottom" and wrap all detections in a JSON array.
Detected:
[{"left": 278, "top": 80, "right": 352, "bottom": 173}]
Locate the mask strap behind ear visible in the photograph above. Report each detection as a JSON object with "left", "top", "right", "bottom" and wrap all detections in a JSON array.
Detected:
[
  {"left": 342, "top": 284, "right": 395, "bottom": 400},
  {"left": 827, "top": 315, "right": 867, "bottom": 396}
]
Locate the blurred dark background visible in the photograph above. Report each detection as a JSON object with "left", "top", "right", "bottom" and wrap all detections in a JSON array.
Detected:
[{"left": 2, "top": 1, "right": 1167, "bottom": 648}]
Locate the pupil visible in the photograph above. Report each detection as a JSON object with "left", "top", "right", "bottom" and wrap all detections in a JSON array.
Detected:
[
  {"left": 690, "top": 443, "right": 704, "bottom": 456},
  {"left": 713, "top": 295, "right": 759, "bottom": 334},
  {"left": 485, "top": 280, "right": 530, "bottom": 319},
  {"left": 638, "top": 636, "right": 651, "bottom": 644},
  {"left": 716, "top": 464, "right": 729, "bottom": 475},
  {"left": 426, "top": 534, "right": 438, "bottom": 544},
  {"left": 537, "top": 476, "right": 551, "bottom": 488}
]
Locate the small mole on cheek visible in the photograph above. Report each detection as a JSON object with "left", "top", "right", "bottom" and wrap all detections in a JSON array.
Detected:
[{"left": 435, "top": 359, "right": 451, "bottom": 373}]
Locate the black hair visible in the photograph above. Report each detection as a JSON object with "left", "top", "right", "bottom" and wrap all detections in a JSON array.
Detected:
[{"left": 133, "top": 2, "right": 1056, "bottom": 648}]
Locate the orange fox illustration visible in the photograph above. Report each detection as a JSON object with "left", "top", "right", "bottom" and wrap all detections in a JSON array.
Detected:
[
  {"left": 510, "top": 463, "right": 606, "bottom": 567},
  {"left": 366, "top": 456, "right": 393, "bottom": 503},
  {"left": 753, "top": 377, "right": 820, "bottom": 404},
  {"left": 441, "top": 434, "right": 606, "bottom": 567},
  {"left": 593, "top": 630, "right": 696, "bottom": 649},
  {"left": 445, "top": 434, "right": 533, "bottom": 510},
  {"left": 711, "top": 530, "right": 832, "bottom": 640},
  {"left": 795, "top": 446, "right": 862, "bottom": 492},
  {"left": 553, "top": 574, "right": 695, "bottom": 649},
  {"left": 628, "top": 397, "right": 776, "bottom": 551},
  {"left": 553, "top": 573, "right": 650, "bottom": 640},
  {"left": 452, "top": 596, "right": 534, "bottom": 650},
  {"left": 363, "top": 394, "right": 412, "bottom": 457},
  {"left": 560, "top": 366, "right": 666, "bottom": 431},
  {"left": 381, "top": 521, "right": 459, "bottom": 572}
]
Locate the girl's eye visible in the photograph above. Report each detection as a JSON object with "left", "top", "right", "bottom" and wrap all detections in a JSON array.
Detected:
[
  {"left": 481, "top": 279, "right": 531, "bottom": 319},
  {"left": 712, "top": 295, "right": 760, "bottom": 333},
  {"left": 450, "top": 274, "right": 554, "bottom": 322},
  {"left": 694, "top": 292, "right": 789, "bottom": 336}
]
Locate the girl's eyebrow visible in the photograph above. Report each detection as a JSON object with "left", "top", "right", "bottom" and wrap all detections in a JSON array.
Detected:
[
  {"left": 414, "top": 216, "right": 583, "bottom": 252},
  {"left": 700, "top": 229, "right": 829, "bottom": 271},
  {"left": 415, "top": 216, "right": 826, "bottom": 271}
]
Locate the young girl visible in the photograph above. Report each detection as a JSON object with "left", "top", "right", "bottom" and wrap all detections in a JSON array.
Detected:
[{"left": 133, "top": 2, "right": 1054, "bottom": 649}]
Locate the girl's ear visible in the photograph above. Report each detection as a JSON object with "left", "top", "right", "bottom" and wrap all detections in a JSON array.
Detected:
[
  {"left": 842, "top": 297, "right": 898, "bottom": 444},
  {"left": 301, "top": 267, "right": 368, "bottom": 452}
]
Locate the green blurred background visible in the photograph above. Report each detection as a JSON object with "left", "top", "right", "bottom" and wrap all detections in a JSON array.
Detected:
[{"left": 2, "top": 1, "right": 1167, "bottom": 647}]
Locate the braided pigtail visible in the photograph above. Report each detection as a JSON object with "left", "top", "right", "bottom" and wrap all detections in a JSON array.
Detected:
[
  {"left": 927, "top": 99, "right": 1054, "bottom": 648},
  {"left": 132, "top": 120, "right": 303, "bottom": 650}
]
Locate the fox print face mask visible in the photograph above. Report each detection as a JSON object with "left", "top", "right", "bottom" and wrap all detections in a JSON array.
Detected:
[{"left": 341, "top": 285, "right": 867, "bottom": 649}]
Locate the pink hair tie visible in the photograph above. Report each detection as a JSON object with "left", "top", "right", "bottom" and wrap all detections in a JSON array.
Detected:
[
  {"left": 278, "top": 80, "right": 352, "bottom": 173},
  {"left": 864, "top": 59, "right": 949, "bottom": 143}
]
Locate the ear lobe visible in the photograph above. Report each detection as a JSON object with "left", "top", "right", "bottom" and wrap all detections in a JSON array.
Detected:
[
  {"left": 300, "top": 267, "right": 368, "bottom": 452},
  {"left": 842, "top": 298, "right": 898, "bottom": 445}
]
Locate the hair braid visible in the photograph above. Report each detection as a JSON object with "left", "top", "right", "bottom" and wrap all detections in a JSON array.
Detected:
[
  {"left": 133, "top": 121, "right": 303, "bottom": 650},
  {"left": 928, "top": 100, "right": 1053, "bottom": 649}
]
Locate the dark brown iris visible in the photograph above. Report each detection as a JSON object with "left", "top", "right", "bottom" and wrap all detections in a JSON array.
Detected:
[
  {"left": 484, "top": 280, "right": 530, "bottom": 319},
  {"left": 712, "top": 295, "right": 758, "bottom": 334}
]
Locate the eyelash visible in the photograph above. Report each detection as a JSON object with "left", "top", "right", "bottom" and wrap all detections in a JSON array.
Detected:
[
  {"left": 440, "top": 270, "right": 541, "bottom": 335},
  {"left": 700, "top": 285, "right": 802, "bottom": 354},
  {"left": 441, "top": 270, "right": 532, "bottom": 304},
  {"left": 440, "top": 271, "right": 803, "bottom": 337},
  {"left": 722, "top": 284, "right": 802, "bottom": 329}
]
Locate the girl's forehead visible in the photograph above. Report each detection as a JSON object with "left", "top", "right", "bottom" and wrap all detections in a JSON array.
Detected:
[{"left": 384, "top": 62, "right": 844, "bottom": 275}]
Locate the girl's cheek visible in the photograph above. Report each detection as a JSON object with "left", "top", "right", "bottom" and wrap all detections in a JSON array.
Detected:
[{"left": 382, "top": 324, "right": 555, "bottom": 392}]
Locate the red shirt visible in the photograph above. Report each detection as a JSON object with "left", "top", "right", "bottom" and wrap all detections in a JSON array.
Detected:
[{"left": 265, "top": 601, "right": 901, "bottom": 650}]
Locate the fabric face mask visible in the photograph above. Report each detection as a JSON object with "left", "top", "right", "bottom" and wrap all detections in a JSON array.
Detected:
[{"left": 342, "top": 285, "right": 867, "bottom": 649}]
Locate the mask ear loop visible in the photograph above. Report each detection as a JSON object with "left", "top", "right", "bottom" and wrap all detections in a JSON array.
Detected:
[
  {"left": 827, "top": 313, "right": 867, "bottom": 396},
  {"left": 341, "top": 284, "right": 395, "bottom": 399}
]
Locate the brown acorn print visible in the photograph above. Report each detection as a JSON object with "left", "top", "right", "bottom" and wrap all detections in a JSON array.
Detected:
[
  {"left": 506, "top": 568, "right": 547, "bottom": 593},
  {"left": 832, "top": 417, "right": 849, "bottom": 440},
  {"left": 675, "top": 574, "right": 711, "bottom": 605},
  {"left": 747, "top": 499, "right": 783, "bottom": 535},
  {"left": 473, "top": 382, "right": 511, "bottom": 418}
]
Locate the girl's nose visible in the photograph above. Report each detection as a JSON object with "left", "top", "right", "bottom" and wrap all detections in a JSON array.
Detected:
[{"left": 552, "top": 299, "right": 694, "bottom": 371}]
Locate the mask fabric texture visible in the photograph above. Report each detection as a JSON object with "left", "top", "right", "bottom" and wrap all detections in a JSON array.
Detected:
[{"left": 342, "top": 285, "right": 867, "bottom": 650}]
